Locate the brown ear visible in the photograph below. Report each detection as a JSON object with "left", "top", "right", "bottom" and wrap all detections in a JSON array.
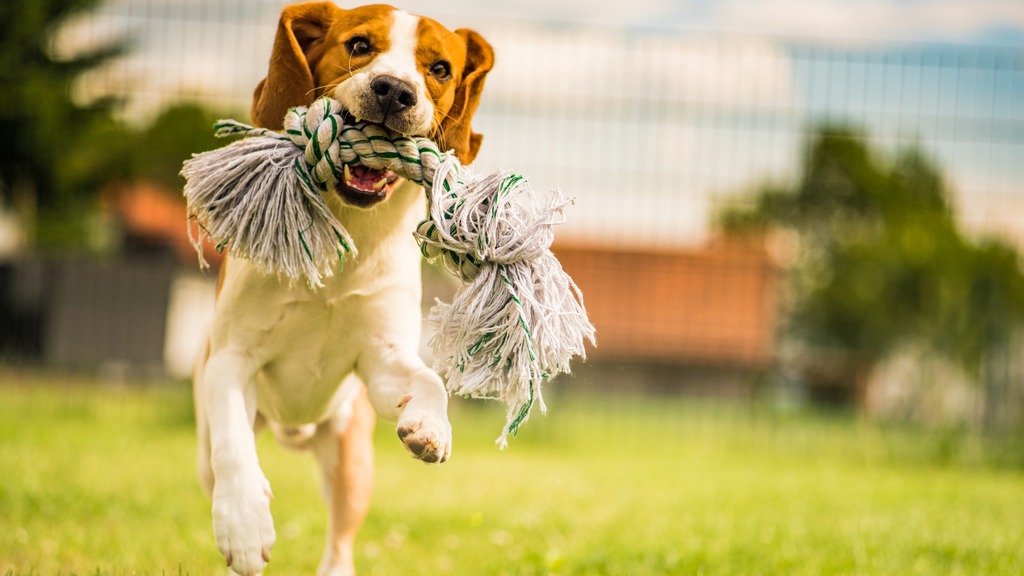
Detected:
[
  {"left": 251, "top": 2, "right": 338, "bottom": 129},
  {"left": 436, "top": 29, "right": 494, "bottom": 165}
]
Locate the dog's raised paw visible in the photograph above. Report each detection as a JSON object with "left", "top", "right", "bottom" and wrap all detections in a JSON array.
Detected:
[
  {"left": 396, "top": 403, "right": 452, "bottom": 464},
  {"left": 212, "top": 475, "right": 276, "bottom": 576}
]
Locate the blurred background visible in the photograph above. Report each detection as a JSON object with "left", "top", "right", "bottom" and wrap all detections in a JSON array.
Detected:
[
  {"left": 2, "top": 0, "right": 1024, "bottom": 574},
  {"left": 4, "top": 0, "right": 1024, "bottom": 427}
]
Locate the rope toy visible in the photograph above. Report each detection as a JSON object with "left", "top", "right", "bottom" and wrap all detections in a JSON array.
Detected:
[{"left": 181, "top": 97, "right": 596, "bottom": 447}]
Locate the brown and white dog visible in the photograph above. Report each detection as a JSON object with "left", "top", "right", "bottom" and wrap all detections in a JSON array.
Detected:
[{"left": 192, "top": 4, "right": 494, "bottom": 575}]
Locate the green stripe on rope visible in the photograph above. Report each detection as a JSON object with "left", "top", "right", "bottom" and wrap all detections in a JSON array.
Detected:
[{"left": 507, "top": 382, "right": 534, "bottom": 438}]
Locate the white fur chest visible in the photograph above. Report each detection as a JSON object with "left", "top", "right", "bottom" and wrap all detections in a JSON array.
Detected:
[{"left": 207, "top": 180, "right": 427, "bottom": 426}]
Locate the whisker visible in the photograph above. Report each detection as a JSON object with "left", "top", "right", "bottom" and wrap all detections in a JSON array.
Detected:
[
  {"left": 306, "top": 82, "right": 339, "bottom": 100},
  {"left": 439, "top": 107, "right": 468, "bottom": 131},
  {"left": 431, "top": 116, "right": 447, "bottom": 146}
]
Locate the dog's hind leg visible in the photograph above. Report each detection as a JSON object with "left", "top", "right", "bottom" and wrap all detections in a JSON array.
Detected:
[{"left": 311, "top": 376, "right": 376, "bottom": 576}]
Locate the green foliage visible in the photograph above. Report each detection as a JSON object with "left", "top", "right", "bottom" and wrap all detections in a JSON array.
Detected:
[
  {"left": 723, "top": 128, "right": 1024, "bottom": 372},
  {"left": 0, "top": 0, "right": 127, "bottom": 215},
  {"left": 129, "top": 104, "right": 226, "bottom": 191},
  {"left": 0, "top": 0, "right": 228, "bottom": 251},
  {"left": 30, "top": 100, "right": 229, "bottom": 251}
]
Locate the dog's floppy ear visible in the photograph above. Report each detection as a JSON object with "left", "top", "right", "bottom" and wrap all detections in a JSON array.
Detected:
[
  {"left": 251, "top": 2, "right": 338, "bottom": 129},
  {"left": 436, "top": 29, "right": 494, "bottom": 165}
]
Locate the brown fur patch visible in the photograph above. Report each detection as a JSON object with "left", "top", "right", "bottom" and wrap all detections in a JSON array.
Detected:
[
  {"left": 415, "top": 17, "right": 465, "bottom": 131},
  {"left": 311, "top": 5, "right": 396, "bottom": 98},
  {"left": 216, "top": 257, "right": 228, "bottom": 299},
  {"left": 423, "top": 26, "right": 494, "bottom": 164},
  {"left": 252, "top": 2, "right": 493, "bottom": 165}
]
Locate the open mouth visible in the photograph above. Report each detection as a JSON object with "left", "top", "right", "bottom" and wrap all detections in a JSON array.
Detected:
[{"left": 334, "top": 114, "right": 402, "bottom": 208}]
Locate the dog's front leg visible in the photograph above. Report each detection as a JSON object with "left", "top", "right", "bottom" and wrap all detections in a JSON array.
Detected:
[
  {"left": 203, "top": 350, "right": 276, "bottom": 575},
  {"left": 359, "top": 350, "right": 451, "bottom": 464}
]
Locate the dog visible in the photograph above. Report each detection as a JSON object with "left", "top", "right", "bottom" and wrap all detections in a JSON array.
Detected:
[{"left": 192, "top": 3, "right": 494, "bottom": 575}]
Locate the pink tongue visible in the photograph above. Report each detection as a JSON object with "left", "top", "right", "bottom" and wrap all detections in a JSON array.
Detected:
[{"left": 349, "top": 164, "right": 385, "bottom": 190}]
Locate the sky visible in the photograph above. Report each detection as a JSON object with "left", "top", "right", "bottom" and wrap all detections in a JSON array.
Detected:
[
  {"left": 59, "top": 0, "right": 1024, "bottom": 249},
  {"left": 390, "top": 0, "right": 1024, "bottom": 46}
]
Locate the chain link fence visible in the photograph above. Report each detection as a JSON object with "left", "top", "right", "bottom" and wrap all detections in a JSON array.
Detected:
[{"left": 3, "top": 0, "right": 1023, "bottom": 422}]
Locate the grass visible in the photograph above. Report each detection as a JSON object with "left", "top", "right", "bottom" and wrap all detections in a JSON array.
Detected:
[{"left": 2, "top": 373, "right": 1024, "bottom": 575}]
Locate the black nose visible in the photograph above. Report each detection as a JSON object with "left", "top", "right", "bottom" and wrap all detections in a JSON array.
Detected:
[{"left": 370, "top": 75, "right": 417, "bottom": 116}]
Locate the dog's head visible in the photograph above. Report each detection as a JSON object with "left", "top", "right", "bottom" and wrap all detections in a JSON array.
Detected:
[{"left": 251, "top": 2, "right": 494, "bottom": 208}]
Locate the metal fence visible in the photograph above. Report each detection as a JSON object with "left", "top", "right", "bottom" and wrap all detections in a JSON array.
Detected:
[
  {"left": 63, "top": 0, "right": 1024, "bottom": 248},
  {"left": 5, "top": 0, "right": 1023, "bottom": 415}
]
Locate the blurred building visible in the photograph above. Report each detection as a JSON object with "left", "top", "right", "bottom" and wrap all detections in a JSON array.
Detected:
[
  {"left": 0, "top": 184, "right": 203, "bottom": 377},
  {"left": 555, "top": 241, "right": 778, "bottom": 395},
  {"left": 0, "top": 254, "right": 176, "bottom": 375}
]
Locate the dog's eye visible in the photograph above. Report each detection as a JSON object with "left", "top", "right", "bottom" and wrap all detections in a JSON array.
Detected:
[
  {"left": 430, "top": 60, "right": 451, "bottom": 79},
  {"left": 347, "top": 36, "right": 371, "bottom": 56}
]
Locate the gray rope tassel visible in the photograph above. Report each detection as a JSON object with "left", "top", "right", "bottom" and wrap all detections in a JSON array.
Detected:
[{"left": 181, "top": 97, "right": 596, "bottom": 447}]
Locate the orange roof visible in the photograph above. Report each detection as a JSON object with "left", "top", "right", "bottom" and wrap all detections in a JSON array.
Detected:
[
  {"left": 112, "top": 181, "right": 223, "bottom": 267},
  {"left": 112, "top": 183, "right": 777, "bottom": 368},
  {"left": 553, "top": 240, "right": 778, "bottom": 368}
]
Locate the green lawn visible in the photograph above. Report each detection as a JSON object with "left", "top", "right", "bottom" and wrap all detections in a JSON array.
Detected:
[{"left": 2, "top": 374, "right": 1024, "bottom": 575}]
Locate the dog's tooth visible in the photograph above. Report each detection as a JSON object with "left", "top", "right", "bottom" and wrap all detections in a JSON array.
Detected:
[
  {"left": 354, "top": 117, "right": 362, "bottom": 123},
  {"left": 373, "top": 177, "right": 388, "bottom": 190},
  {"left": 344, "top": 164, "right": 352, "bottom": 182}
]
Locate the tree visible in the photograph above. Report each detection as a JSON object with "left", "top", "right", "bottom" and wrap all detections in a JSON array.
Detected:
[
  {"left": 0, "top": 0, "right": 128, "bottom": 249},
  {"left": 723, "top": 128, "right": 1024, "bottom": 419},
  {"left": 129, "top": 104, "right": 226, "bottom": 192}
]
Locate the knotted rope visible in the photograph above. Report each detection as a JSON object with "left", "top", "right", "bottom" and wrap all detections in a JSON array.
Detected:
[{"left": 182, "top": 97, "right": 596, "bottom": 446}]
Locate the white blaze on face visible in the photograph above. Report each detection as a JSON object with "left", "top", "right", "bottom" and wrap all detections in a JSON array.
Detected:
[{"left": 333, "top": 9, "right": 434, "bottom": 136}]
